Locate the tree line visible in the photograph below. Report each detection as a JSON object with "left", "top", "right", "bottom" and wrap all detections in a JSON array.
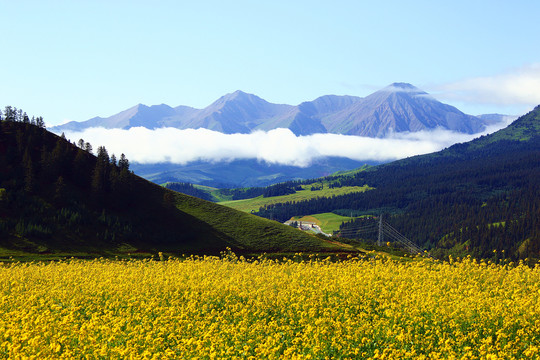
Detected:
[{"left": 1, "top": 105, "right": 46, "bottom": 128}]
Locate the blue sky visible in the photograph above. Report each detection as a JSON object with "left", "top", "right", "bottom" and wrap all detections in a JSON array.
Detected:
[{"left": 2, "top": 0, "right": 540, "bottom": 126}]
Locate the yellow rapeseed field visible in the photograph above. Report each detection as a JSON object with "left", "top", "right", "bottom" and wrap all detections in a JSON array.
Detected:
[{"left": 1, "top": 253, "right": 539, "bottom": 359}]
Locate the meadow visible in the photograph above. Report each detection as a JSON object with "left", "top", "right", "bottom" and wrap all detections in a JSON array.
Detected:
[
  {"left": 1, "top": 253, "right": 539, "bottom": 359},
  {"left": 289, "top": 212, "right": 361, "bottom": 233},
  {"left": 218, "top": 185, "right": 371, "bottom": 213}
]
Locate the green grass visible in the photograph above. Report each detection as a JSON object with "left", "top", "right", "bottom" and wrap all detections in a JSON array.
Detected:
[
  {"left": 470, "top": 107, "right": 540, "bottom": 148},
  {"left": 219, "top": 185, "right": 372, "bottom": 213},
  {"left": 172, "top": 191, "right": 354, "bottom": 253},
  {"left": 330, "top": 164, "right": 372, "bottom": 176},
  {"left": 290, "top": 212, "right": 354, "bottom": 233}
]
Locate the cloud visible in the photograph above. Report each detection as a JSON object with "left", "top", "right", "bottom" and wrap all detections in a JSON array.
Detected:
[
  {"left": 61, "top": 121, "right": 512, "bottom": 168},
  {"left": 435, "top": 63, "right": 540, "bottom": 107}
]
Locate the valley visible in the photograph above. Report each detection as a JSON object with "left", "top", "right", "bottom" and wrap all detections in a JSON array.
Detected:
[{"left": 2, "top": 103, "right": 538, "bottom": 262}]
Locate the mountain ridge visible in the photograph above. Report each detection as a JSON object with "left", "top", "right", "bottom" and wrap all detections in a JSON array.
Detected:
[{"left": 52, "top": 83, "right": 495, "bottom": 137}]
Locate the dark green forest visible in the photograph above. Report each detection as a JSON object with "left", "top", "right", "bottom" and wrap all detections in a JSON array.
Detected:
[
  {"left": 0, "top": 108, "right": 235, "bottom": 253},
  {"left": 254, "top": 106, "right": 540, "bottom": 260},
  {"left": 163, "top": 182, "right": 214, "bottom": 201}
]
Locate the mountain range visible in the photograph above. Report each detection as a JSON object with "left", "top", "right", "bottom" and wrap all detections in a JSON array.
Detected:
[{"left": 52, "top": 83, "right": 493, "bottom": 137}]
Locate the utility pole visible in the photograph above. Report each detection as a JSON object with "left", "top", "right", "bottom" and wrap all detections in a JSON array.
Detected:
[{"left": 378, "top": 214, "right": 383, "bottom": 246}]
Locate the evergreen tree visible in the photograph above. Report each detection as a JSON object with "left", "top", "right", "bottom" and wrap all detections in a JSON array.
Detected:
[
  {"left": 118, "top": 153, "right": 129, "bottom": 171},
  {"left": 4, "top": 106, "right": 15, "bottom": 121},
  {"left": 84, "top": 142, "right": 93, "bottom": 154},
  {"left": 92, "top": 146, "right": 111, "bottom": 197},
  {"left": 96, "top": 146, "right": 109, "bottom": 163},
  {"left": 36, "top": 116, "right": 45, "bottom": 128},
  {"left": 73, "top": 150, "right": 89, "bottom": 186}
]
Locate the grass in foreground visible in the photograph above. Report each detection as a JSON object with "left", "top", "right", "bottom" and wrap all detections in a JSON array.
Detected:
[
  {"left": 1, "top": 254, "right": 539, "bottom": 359},
  {"left": 219, "top": 185, "right": 371, "bottom": 213}
]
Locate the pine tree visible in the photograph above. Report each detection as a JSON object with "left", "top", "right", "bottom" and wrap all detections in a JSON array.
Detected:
[
  {"left": 4, "top": 106, "right": 15, "bottom": 121},
  {"left": 118, "top": 153, "right": 129, "bottom": 171},
  {"left": 84, "top": 142, "right": 93, "bottom": 154},
  {"left": 35, "top": 116, "right": 45, "bottom": 128},
  {"left": 92, "top": 146, "right": 111, "bottom": 197}
]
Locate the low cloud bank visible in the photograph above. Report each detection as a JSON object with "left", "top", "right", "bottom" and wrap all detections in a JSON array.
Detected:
[{"left": 62, "top": 121, "right": 512, "bottom": 167}]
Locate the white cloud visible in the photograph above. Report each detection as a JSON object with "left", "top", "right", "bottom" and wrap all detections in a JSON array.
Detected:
[
  {"left": 435, "top": 63, "right": 540, "bottom": 107},
  {"left": 61, "top": 121, "right": 512, "bottom": 168}
]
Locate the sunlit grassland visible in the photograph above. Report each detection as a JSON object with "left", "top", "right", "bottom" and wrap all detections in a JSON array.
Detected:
[
  {"left": 1, "top": 254, "right": 539, "bottom": 359},
  {"left": 172, "top": 192, "right": 349, "bottom": 253},
  {"left": 290, "top": 212, "right": 362, "bottom": 233},
  {"left": 219, "top": 185, "right": 371, "bottom": 213}
]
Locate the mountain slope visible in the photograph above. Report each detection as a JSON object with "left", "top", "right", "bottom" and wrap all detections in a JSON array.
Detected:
[
  {"left": 323, "top": 83, "right": 485, "bottom": 136},
  {"left": 56, "top": 104, "right": 188, "bottom": 131},
  {"left": 177, "top": 90, "right": 294, "bottom": 134},
  {"left": 250, "top": 106, "right": 540, "bottom": 259},
  {"left": 0, "top": 119, "right": 348, "bottom": 255}
]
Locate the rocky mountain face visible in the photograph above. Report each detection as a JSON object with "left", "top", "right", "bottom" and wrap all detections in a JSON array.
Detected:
[
  {"left": 52, "top": 84, "right": 492, "bottom": 137},
  {"left": 322, "top": 83, "right": 485, "bottom": 136}
]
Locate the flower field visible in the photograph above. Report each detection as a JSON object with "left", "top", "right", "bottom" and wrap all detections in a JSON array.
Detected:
[{"left": 1, "top": 254, "right": 539, "bottom": 359}]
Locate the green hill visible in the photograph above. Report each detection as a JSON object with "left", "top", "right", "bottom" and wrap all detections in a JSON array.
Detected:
[
  {"left": 250, "top": 106, "right": 540, "bottom": 260},
  {"left": 0, "top": 118, "right": 350, "bottom": 258}
]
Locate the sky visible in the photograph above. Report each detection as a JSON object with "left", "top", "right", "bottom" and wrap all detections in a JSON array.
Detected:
[{"left": 2, "top": 0, "right": 540, "bottom": 127}]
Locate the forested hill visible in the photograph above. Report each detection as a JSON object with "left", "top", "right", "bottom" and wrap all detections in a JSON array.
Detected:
[
  {"left": 254, "top": 106, "right": 540, "bottom": 260},
  {"left": 0, "top": 114, "right": 345, "bottom": 255}
]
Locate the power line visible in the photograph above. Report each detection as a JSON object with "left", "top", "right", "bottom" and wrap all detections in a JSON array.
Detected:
[{"left": 337, "top": 216, "right": 424, "bottom": 255}]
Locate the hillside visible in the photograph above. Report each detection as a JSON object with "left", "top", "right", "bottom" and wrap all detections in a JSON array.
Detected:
[
  {"left": 0, "top": 119, "right": 349, "bottom": 256},
  {"left": 251, "top": 106, "right": 540, "bottom": 260}
]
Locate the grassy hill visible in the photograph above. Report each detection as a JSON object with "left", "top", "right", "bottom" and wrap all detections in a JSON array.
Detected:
[{"left": 0, "top": 119, "right": 351, "bottom": 258}]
